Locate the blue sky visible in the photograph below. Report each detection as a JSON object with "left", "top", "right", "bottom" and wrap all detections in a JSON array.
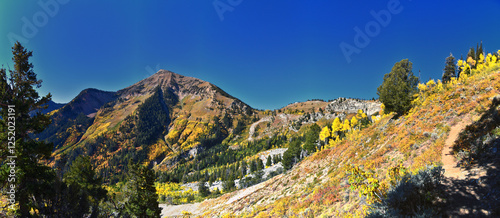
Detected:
[{"left": 1, "top": 0, "right": 500, "bottom": 110}]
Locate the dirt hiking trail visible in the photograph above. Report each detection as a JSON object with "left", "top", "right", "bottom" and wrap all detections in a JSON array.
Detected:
[
  {"left": 441, "top": 115, "right": 500, "bottom": 217},
  {"left": 441, "top": 115, "right": 472, "bottom": 179}
]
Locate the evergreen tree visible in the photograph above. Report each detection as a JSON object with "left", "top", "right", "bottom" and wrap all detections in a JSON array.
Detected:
[
  {"left": 64, "top": 156, "right": 107, "bottom": 217},
  {"left": 222, "top": 179, "right": 235, "bottom": 192},
  {"left": 304, "top": 123, "right": 320, "bottom": 153},
  {"left": 0, "top": 42, "right": 54, "bottom": 216},
  {"left": 442, "top": 53, "right": 457, "bottom": 83},
  {"left": 468, "top": 47, "right": 476, "bottom": 61},
  {"left": 376, "top": 59, "right": 419, "bottom": 116},
  {"left": 476, "top": 41, "right": 484, "bottom": 61},
  {"left": 250, "top": 159, "right": 257, "bottom": 173},
  {"left": 198, "top": 179, "right": 210, "bottom": 197},
  {"left": 257, "top": 158, "right": 264, "bottom": 171},
  {"left": 282, "top": 140, "right": 302, "bottom": 170},
  {"left": 241, "top": 161, "right": 247, "bottom": 176},
  {"left": 266, "top": 155, "right": 272, "bottom": 167},
  {"left": 124, "top": 162, "right": 161, "bottom": 218}
]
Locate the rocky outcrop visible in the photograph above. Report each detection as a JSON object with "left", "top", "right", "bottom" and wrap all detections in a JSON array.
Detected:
[{"left": 325, "top": 98, "right": 381, "bottom": 116}]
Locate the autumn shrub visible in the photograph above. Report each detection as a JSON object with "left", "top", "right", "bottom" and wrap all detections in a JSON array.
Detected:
[{"left": 367, "top": 166, "right": 444, "bottom": 217}]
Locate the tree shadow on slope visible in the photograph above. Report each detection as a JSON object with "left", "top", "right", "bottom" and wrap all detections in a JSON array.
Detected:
[{"left": 444, "top": 137, "right": 500, "bottom": 217}]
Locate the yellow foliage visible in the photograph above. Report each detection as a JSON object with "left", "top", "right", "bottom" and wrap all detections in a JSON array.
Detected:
[
  {"left": 319, "top": 126, "right": 331, "bottom": 141},
  {"left": 435, "top": 80, "right": 444, "bottom": 93},
  {"left": 182, "top": 211, "right": 193, "bottom": 217},
  {"left": 0, "top": 195, "right": 18, "bottom": 217},
  {"left": 467, "top": 56, "right": 476, "bottom": 67},
  {"left": 331, "top": 117, "right": 342, "bottom": 133},
  {"left": 351, "top": 116, "right": 359, "bottom": 129},
  {"left": 155, "top": 182, "right": 197, "bottom": 204},
  {"left": 222, "top": 213, "right": 236, "bottom": 218},
  {"left": 426, "top": 79, "right": 436, "bottom": 87},
  {"left": 342, "top": 119, "right": 351, "bottom": 132},
  {"left": 380, "top": 103, "right": 386, "bottom": 115}
]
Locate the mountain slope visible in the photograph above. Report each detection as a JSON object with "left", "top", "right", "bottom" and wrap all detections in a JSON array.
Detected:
[
  {"left": 37, "top": 88, "right": 117, "bottom": 151},
  {"left": 195, "top": 62, "right": 500, "bottom": 216}
]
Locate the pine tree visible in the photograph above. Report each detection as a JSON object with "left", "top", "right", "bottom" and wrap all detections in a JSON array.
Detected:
[
  {"left": 198, "top": 179, "right": 210, "bottom": 197},
  {"left": 257, "top": 158, "right": 264, "bottom": 171},
  {"left": 250, "top": 159, "right": 257, "bottom": 173},
  {"left": 282, "top": 140, "right": 302, "bottom": 170},
  {"left": 442, "top": 53, "right": 457, "bottom": 83},
  {"left": 124, "top": 162, "right": 161, "bottom": 217},
  {"left": 266, "top": 155, "right": 272, "bottom": 167},
  {"left": 468, "top": 47, "right": 476, "bottom": 61},
  {"left": 376, "top": 59, "right": 419, "bottom": 116},
  {"left": 241, "top": 161, "right": 247, "bottom": 176},
  {"left": 0, "top": 42, "right": 54, "bottom": 216},
  {"left": 304, "top": 124, "right": 320, "bottom": 153},
  {"left": 476, "top": 41, "right": 484, "bottom": 61},
  {"left": 222, "top": 179, "right": 235, "bottom": 192},
  {"left": 64, "top": 156, "right": 107, "bottom": 217}
]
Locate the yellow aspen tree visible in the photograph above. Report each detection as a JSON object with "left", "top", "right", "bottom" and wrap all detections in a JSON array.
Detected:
[
  {"left": 343, "top": 119, "right": 351, "bottom": 132},
  {"left": 319, "top": 126, "right": 331, "bottom": 142},
  {"left": 351, "top": 116, "right": 359, "bottom": 129},
  {"left": 331, "top": 117, "right": 342, "bottom": 141},
  {"left": 356, "top": 109, "right": 364, "bottom": 120},
  {"left": 332, "top": 117, "right": 342, "bottom": 133}
]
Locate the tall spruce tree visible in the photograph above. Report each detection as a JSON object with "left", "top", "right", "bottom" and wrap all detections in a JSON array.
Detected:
[
  {"left": 63, "top": 156, "right": 107, "bottom": 217},
  {"left": 198, "top": 178, "right": 210, "bottom": 197},
  {"left": 442, "top": 53, "right": 457, "bottom": 83},
  {"left": 476, "top": 41, "right": 484, "bottom": 61},
  {"left": 376, "top": 59, "right": 419, "bottom": 116},
  {"left": 468, "top": 47, "right": 476, "bottom": 61},
  {"left": 124, "top": 162, "right": 161, "bottom": 218},
  {"left": 0, "top": 42, "right": 54, "bottom": 216}
]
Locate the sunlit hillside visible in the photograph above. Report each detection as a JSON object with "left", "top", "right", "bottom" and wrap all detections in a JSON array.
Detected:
[{"left": 196, "top": 51, "right": 500, "bottom": 217}]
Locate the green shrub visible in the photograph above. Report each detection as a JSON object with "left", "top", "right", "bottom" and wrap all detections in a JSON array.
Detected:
[{"left": 367, "top": 166, "right": 444, "bottom": 217}]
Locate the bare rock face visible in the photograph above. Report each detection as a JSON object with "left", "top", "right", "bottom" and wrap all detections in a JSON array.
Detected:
[{"left": 325, "top": 98, "right": 381, "bottom": 116}]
